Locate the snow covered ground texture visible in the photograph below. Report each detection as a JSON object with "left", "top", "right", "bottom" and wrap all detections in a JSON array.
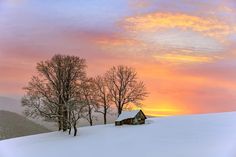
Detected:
[{"left": 1, "top": 111, "right": 236, "bottom": 157}]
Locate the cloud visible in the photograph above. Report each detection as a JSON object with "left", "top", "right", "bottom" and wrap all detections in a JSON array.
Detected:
[
  {"left": 95, "top": 35, "right": 139, "bottom": 47},
  {"left": 94, "top": 11, "right": 236, "bottom": 64},
  {"left": 154, "top": 54, "right": 214, "bottom": 63},
  {"left": 137, "top": 29, "right": 225, "bottom": 52},
  {"left": 123, "top": 12, "right": 236, "bottom": 41}
]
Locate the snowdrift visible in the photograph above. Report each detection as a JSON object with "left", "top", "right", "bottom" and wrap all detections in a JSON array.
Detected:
[{"left": 1, "top": 112, "right": 236, "bottom": 157}]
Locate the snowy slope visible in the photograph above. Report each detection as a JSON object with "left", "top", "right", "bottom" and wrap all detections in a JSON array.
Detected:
[{"left": 1, "top": 112, "right": 236, "bottom": 157}]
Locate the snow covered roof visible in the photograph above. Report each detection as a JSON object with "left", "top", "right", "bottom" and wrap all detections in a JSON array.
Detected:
[{"left": 116, "top": 110, "right": 142, "bottom": 122}]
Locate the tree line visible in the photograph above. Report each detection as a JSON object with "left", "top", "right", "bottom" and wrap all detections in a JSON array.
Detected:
[{"left": 22, "top": 54, "right": 148, "bottom": 136}]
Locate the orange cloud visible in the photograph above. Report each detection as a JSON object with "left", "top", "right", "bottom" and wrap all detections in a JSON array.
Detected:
[
  {"left": 154, "top": 54, "right": 217, "bottom": 63},
  {"left": 94, "top": 12, "right": 234, "bottom": 64},
  {"left": 123, "top": 12, "right": 236, "bottom": 41}
]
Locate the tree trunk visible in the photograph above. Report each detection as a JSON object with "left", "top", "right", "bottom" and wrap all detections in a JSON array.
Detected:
[
  {"left": 58, "top": 118, "right": 62, "bottom": 131},
  {"left": 89, "top": 118, "right": 93, "bottom": 126},
  {"left": 68, "top": 126, "right": 71, "bottom": 135},
  {"left": 68, "top": 111, "right": 71, "bottom": 135},
  {"left": 58, "top": 106, "right": 63, "bottom": 131},
  {"left": 62, "top": 106, "right": 68, "bottom": 131},
  {"left": 117, "top": 102, "right": 123, "bottom": 116},
  {"left": 118, "top": 107, "right": 122, "bottom": 116},
  {"left": 88, "top": 107, "right": 93, "bottom": 126},
  {"left": 73, "top": 123, "right": 77, "bottom": 136},
  {"left": 103, "top": 114, "right": 107, "bottom": 124},
  {"left": 104, "top": 107, "right": 107, "bottom": 125}
]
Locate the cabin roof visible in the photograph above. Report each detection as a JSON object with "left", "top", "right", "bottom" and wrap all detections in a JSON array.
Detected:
[{"left": 116, "top": 110, "right": 144, "bottom": 122}]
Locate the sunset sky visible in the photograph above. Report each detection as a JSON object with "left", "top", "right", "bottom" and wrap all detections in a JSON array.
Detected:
[{"left": 0, "top": 0, "right": 236, "bottom": 116}]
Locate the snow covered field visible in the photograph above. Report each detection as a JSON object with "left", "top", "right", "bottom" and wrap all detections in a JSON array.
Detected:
[{"left": 1, "top": 112, "right": 236, "bottom": 157}]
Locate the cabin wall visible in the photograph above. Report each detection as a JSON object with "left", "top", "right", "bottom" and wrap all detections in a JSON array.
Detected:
[
  {"left": 123, "top": 119, "right": 132, "bottom": 124},
  {"left": 136, "top": 112, "right": 146, "bottom": 120},
  {"left": 116, "top": 118, "right": 145, "bottom": 126},
  {"left": 115, "top": 121, "right": 122, "bottom": 126}
]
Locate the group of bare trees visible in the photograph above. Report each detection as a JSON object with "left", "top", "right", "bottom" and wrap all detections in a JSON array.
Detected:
[{"left": 22, "top": 54, "right": 148, "bottom": 136}]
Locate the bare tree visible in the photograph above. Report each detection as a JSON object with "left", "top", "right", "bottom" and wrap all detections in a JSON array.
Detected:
[
  {"left": 93, "top": 75, "right": 112, "bottom": 124},
  {"left": 79, "top": 78, "right": 97, "bottom": 126},
  {"left": 22, "top": 54, "right": 86, "bottom": 131},
  {"left": 105, "top": 65, "right": 148, "bottom": 116},
  {"left": 66, "top": 98, "right": 86, "bottom": 136}
]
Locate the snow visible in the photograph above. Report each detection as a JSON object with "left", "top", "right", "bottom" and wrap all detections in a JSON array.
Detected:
[
  {"left": 116, "top": 110, "right": 141, "bottom": 121},
  {"left": 1, "top": 111, "right": 236, "bottom": 157}
]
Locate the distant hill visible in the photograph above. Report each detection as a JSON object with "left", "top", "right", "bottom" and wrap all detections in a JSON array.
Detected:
[
  {"left": 0, "top": 96, "right": 23, "bottom": 115},
  {"left": 0, "top": 110, "right": 50, "bottom": 140},
  {"left": 0, "top": 96, "right": 58, "bottom": 130}
]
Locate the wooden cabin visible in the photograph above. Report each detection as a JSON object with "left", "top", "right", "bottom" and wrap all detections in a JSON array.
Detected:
[{"left": 115, "top": 110, "right": 147, "bottom": 126}]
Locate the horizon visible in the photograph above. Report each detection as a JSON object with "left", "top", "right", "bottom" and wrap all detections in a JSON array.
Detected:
[{"left": 1, "top": 0, "right": 236, "bottom": 116}]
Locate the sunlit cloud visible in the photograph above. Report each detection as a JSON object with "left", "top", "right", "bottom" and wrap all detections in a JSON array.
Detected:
[
  {"left": 137, "top": 29, "right": 225, "bottom": 53},
  {"left": 97, "top": 13, "right": 229, "bottom": 63},
  {"left": 123, "top": 12, "right": 236, "bottom": 41},
  {"left": 154, "top": 54, "right": 214, "bottom": 63}
]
